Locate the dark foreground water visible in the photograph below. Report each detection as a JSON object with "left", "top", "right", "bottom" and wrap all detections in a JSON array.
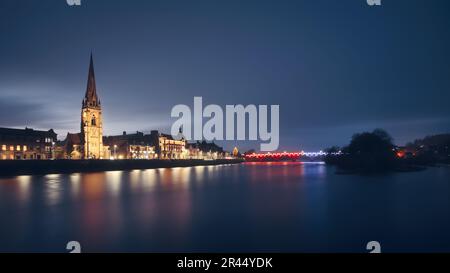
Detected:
[{"left": 0, "top": 162, "right": 449, "bottom": 253}]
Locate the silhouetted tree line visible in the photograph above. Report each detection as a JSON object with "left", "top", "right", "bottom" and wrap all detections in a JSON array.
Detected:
[
  {"left": 405, "top": 134, "right": 450, "bottom": 165},
  {"left": 326, "top": 130, "right": 450, "bottom": 173},
  {"left": 325, "top": 129, "right": 400, "bottom": 173}
]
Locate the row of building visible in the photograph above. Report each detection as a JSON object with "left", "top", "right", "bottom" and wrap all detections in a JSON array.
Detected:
[
  {"left": 0, "top": 54, "right": 233, "bottom": 161},
  {"left": 0, "top": 126, "right": 229, "bottom": 161},
  {"left": 57, "top": 129, "right": 228, "bottom": 160},
  {"left": 0, "top": 127, "right": 57, "bottom": 160}
]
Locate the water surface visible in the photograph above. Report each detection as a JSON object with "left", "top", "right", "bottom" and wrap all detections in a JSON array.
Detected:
[{"left": 0, "top": 162, "right": 449, "bottom": 252}]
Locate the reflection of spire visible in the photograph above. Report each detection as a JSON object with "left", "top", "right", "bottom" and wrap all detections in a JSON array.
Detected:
[{"left": 83, "top": 53, "right": 100, "bottom": 108}]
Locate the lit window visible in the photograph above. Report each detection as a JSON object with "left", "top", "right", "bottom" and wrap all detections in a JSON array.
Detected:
[
  {"left": 23, "top": 145, "right": 27, "bottom": 151},
  {"left": 1, "top": 145, "right": 5, "bottom": 151},
  {"left": 16, "top": 145, "right": 21, "bottom": 151},
  {"left": 9, "top": 146, "right": 14, "bottom": 151}
]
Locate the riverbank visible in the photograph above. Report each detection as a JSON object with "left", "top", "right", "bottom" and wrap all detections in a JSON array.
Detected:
[{"left": 0, "top": 159, "right": 244, "bottom": 177}]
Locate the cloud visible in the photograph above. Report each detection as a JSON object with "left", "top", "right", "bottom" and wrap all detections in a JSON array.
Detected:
[{"left": 0, "top": 96, "right": 51, "bottom": 128}]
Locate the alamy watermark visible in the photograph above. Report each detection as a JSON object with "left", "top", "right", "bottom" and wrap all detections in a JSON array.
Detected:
[
  {"left": 366, "top": 241, "right": 381, "bottom": 253},
  {"left": 66, "top": 0, "right": 81, "bottom": 6},
  {"left": 367, "top": 0, "right": 381, "bottom": 6},
  {"left": 171, "top": 97, "right": 279, "bottom": 151},
  {"left": 66, "top": 241, "right": 81, "bottom": 253}
]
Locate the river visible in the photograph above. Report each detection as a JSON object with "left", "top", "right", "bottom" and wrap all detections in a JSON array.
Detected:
[{"left": 0, "top": 162, "right": 449, "bottom": 252}]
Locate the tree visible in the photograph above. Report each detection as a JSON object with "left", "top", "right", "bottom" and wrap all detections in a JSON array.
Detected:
[{"left": 341, "top": 129, "right": 398, "bottom": 172}]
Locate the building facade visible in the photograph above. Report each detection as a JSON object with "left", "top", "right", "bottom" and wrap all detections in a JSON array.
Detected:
[
  {"left": 103, "top": 131, "right": 156, "bottom": 159},
  {"left": 55, "top": 133, "right": 83, "bottom": 159},
  {"left": 150, "top": 130, "right": 187, "bottom": 159},
  {"left": 0, "top": 127, "right": 57, "bottom": 160},
  {"left": 186, "top": 140, "right": 227, "bottom": 160}
]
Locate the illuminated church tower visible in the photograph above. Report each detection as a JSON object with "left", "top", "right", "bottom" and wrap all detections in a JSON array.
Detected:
[{"left": 81, "top": 54, "right": 104, "bottom": 159}]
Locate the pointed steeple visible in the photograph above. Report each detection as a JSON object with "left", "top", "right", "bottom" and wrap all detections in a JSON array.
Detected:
[{"left": 83, "top": 53, "right": 101, "bottom": 108}]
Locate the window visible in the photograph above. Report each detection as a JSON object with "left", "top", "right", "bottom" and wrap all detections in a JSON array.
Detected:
[
  {"left": 1, "top": 145, "right": 5, "bottom": 151},
  {"left": 16, "top": 145, "right": 21, "bottom": 151},
  {"left": 9, "top": 146, "right": 14, "bottom": 151},
  {"left": 91, "top": 115, "right": 97, "bottom": 126},
  {"left": 23, "top": 145, "right": 27, "bottom": 151}
]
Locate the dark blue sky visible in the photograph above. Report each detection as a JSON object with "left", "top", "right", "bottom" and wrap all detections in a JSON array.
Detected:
[{"left": 1, "top": 0, "right": 449, "bottom": 151}]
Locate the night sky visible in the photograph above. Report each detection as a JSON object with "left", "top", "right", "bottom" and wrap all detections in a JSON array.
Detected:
[{"left": 1, "top": 0, "right": 450, "bottom": 151}]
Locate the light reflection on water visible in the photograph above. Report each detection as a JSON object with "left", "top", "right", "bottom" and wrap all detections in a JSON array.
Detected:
[
  {"left": 69, "top": 173, "right": 81, "bottom": 198},
  {"left": 0, "top": 162, "right": 449, "bottom": 252},
  {"left": 44, "top": 174, "right": 63, "bottom": 206},
  {"left": 17, "top": 175, "right": 31, "bottom": 203}
]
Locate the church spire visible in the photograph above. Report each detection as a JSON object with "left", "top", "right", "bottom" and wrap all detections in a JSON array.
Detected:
[{"left": 83, "top": 53, "right": 100, "bottom": 108}]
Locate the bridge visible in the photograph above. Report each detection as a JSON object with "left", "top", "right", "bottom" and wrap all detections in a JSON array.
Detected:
[{"left": 244, "top": 151, "right": 342, "bottom": 162}]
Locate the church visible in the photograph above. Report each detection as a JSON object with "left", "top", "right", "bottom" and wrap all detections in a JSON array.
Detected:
[
  {"left": 55, "top": 54, "right": 225, "bottom": 160},
  {"left": 57, "top": 54, "right": 110, "bottom": 159},
  {"left": 1, "top": 54, "right": 227, "bottom": 161}
]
